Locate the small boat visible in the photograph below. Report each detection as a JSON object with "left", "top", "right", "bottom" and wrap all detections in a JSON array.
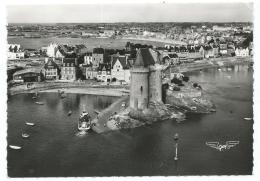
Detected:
[
  {"left": 9, "top": 145, "right": 22, "bottom": 150},
  {"left": 78, "top": 111, "right": 91, "bottom": 131},
  {"left": 32, "top": 96, "right": 37, "bottom": 99},
  {"left": 35, "top": 102, "right": 44, "bottom": 105},
  {"left": 191, "top": 106, "right": 197, "bottom": 111},
  {"left": 22, "top": 133, "right": 30, "bottom": 138},
  {"left": 210, "top": 108, "right": 216, "bottom": 112},
  {"left": 68, "top": 111, "right": 72, "bottom": 116},
  {"left": 25, "top": 122, "right": 35, "bottom": 126},
  {"left": 244, "top": 117, "right": 253, "bottom": 121}
]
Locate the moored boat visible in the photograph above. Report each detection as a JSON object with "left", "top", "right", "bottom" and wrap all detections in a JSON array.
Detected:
[
  {"left": 9, "top": 145, "right": 22, "bottom": 150},
  {"left": 35, "top": 101, "right": 44, "bottom": 105},
  {"left": 191, "top": 106, "right": 197, "bottom": 111},
  {"left": 78, "top": 111, "right": 91, "bottom": 131},
  {"left": 244, "top": 117, "right": 253, "bottom": 121},
  {"left": 22, "top": 133, "right": 30, "bottom": 138},
  {"left": 25, "top": 122, "right": 35, "bottom": 126}
]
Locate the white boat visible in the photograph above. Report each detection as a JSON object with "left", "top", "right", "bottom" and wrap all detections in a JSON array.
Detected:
[
  {"left": 78, "top": 111, "right": 91, "bottom": 131},
  {"left": 22, "top": 133, "right": 30, "bottom": 138},
  {"left": 9, "top": 145, "right": 22, "bottom": 150},
  {"left": 78, "top": 121, "right": 91, "bottom": 131},
  {"left": 244, "top": 117, "right": 253, "bottom": 121},
  {"left": 191, "top": 106, "right": 197, "bottom": 111},
  {"left": 35, "top": 102, "right": 44, "bottom": 105},
  {"left": 25, "top": 122, "right": 35, "bottom": 126}
]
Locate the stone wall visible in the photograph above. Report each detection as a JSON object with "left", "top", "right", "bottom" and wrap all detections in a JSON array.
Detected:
[
  {"left": 149, "top": 67, "right": 162, "bottom": 103},
  {"left": 130, "top": 67, "right": 149, "bottom": 110}
]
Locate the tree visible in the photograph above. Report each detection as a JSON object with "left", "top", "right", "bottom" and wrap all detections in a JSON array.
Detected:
[
  {"left": 183, "top": 76, "right": 189, "bottom": 82},
  {"left": 171, "top": 77, "right": 182, "bottom": 85}
]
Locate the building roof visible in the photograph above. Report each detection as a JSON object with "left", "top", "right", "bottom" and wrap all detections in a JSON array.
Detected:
[
  {"left": 13, "top": 67, "right": 42, "bottom": 76},
  {"left": 44, "top": 58, "right": 59, "bottom": 69},
  {"left": 98, "top": 63, "right": 111, "bottom": 71},
  {"left": 63, "top": 58, "right": 77, "bottom": 66},
  {"left": 86, "top": 52, "right": 92, "bottom": 56},
  {"left": 93, "top": 48, "right": 104, "bottom": 54},
  {"left": 133, "top": 48, "right": 156, "bottom": 67},
  {"left": 111, "top": 55, "right": 131, "bottom": 69},
  {"left": 75, "top": 44, "right": 86, "bottom": 50}
]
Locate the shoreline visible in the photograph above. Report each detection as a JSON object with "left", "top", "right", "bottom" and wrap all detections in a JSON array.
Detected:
[
  {"left": 8, "top": 57, "right": 252, "bottom": 97},
  {"left": 174, "top": 57, "right": 252, "bottom": 73},
  {"left": 8, "top": 83, "right": 129, "bottom": 97}
]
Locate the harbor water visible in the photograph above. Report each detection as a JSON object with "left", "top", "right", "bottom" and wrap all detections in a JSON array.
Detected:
[{"left": 7, "top": 64, "right": 253, "bottom": 177}]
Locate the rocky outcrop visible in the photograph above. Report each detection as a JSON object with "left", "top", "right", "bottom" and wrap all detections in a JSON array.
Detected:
[
  {"left": 166, "top": 82, "right": 215, "bottom": 113},
  {"left": 106, "top": 101, "right": 185, "bottom": 130}
]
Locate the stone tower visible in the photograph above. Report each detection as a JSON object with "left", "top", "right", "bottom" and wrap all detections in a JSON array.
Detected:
[{"left": 130, "top": 48, "right": 162, "bottom": 110}]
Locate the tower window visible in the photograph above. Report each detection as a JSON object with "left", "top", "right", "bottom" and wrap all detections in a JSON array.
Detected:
[{"left": 140, "top": 86, "right": 143, "bottom": 93}]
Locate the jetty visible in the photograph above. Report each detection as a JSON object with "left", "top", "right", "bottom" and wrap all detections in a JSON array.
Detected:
[{"left": 91, "top": 95, "right": 129, "bottom": 133}]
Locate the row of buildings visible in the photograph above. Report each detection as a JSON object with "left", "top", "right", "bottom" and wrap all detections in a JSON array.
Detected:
[
  {"left": 13, "top": 53, "right": 132, "bottom": 83},
  {"left": 10, "top": 38, "right": 252, "bottom": 83}
]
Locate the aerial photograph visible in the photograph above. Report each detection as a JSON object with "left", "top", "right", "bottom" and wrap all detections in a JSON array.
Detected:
[{"left": 6, "top": 2, "right": 254, "bottom": 177}]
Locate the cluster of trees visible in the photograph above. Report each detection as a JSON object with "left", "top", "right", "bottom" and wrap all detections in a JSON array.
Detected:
[
  {"left": 9, "top": 45, "right": 19, "bottom": 52},
  {"left": 171, "top": 76, "right": 190, "bottom": 87}
]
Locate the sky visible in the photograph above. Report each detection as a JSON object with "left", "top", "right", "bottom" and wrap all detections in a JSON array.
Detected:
[{"left": 7, "top": 3, "right": 253, "bottom": 23}]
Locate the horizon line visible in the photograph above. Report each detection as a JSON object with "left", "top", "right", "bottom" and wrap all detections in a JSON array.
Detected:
[{"left": 8, "top": 21, "right": 253, "bottom": 24}]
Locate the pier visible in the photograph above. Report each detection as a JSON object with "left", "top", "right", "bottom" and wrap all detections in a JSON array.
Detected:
[{"left": 91, "top": 95, "right": 129, "bottom": 133}]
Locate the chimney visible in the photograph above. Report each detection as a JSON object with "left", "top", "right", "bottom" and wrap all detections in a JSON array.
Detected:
[{"left": 45, "top": 58, "right": 48, "bottom": 63}]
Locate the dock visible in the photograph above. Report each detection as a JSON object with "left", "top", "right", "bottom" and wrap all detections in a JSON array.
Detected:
[{"left": 91, "top": 95, "right": 129, "bottom": 133}]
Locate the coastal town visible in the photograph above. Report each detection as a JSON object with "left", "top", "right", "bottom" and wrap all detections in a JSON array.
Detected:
[
  {"left": 7, "top": 22, "right": 253, "bottom": 132},
  {"left": 6, "top": 2, "right": 254, "bottom": 177},
  {"left": 8, "top": 23, "right": 253, "bottom": 85}
]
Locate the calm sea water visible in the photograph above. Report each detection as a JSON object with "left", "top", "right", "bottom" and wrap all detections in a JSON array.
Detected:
[
  {"left": 7, "top": 64, "right": 253, "bottom": 177},
  {"left": 8, "top": 37, "right": 166, "bottom": 51}
]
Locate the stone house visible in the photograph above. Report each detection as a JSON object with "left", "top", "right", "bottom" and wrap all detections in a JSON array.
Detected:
[
  {"left": 97, "top": 63, "right": 111, "bottom": 82},
  {"left": 111, "top": 54, "right": 131, "bottom": 83},
  {"left": 235, "top": 47, "right": 249, "bottom": 57},
  {"left": 44, "top": 58, "right": 60, "bottom": 80},
  {"left": 92, "top": 48, "right": 105, "bottom": 68},
  {"left": 85, "top": 67, "right": 98, "bottom": 80},
  {"left": 61, "top": 58, "right": 78, "bottom": 81}
]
